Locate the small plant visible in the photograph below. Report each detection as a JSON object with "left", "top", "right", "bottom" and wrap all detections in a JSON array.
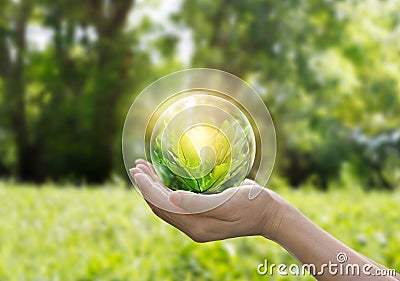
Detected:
[{"left": 149, "top": 93, "right": 255, "bottom": 193}]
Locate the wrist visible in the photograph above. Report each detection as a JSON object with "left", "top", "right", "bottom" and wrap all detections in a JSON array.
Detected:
[
  {"left": 259, "top": 189, "right": 301, "bottom": 242},
  {"left": 267, "top": 203, "right": 329, "bottom": 265},
  {"left": 269, "top": 204, "right": 306, "bottom": 245}
]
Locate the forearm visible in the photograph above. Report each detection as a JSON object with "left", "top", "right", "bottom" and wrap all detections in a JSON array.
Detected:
[{"left": 266, "top": 206, "right": 399, "bottom": 280}]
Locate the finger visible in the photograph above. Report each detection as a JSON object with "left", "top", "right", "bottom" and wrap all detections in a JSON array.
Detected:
[
  {"left": 134, "top": 173, "right": 185, "bottom": 213},
  {"left": 136, "top": 164, "right": 170, "bottom": 193},
  {"left": 134, "top": 172, "right": 170, "bottom": 198},
  {"left": 135, "top": 160, "right": 164, "bottom": 185},
  {"left": 135, "top": 158, "right": 147, "bottom": 166},
  {"left": 136, "top": 164, "right": 161, "bottom": 183},
  {"left": 129, "top": 167, "right": 143, "bottom": 177},
  {"left": 136, "top": 159, "right": 158, "bottom": 175},
  {"left": 169, "top": 187, "right": 239, "bottom": 214}
]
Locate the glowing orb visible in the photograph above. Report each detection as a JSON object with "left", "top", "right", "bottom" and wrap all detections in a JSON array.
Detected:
[
  {"left": 149, "top": 91, "right": 256, "bottom": 193},
  {"left": 122, "top": 68, "right": 276, "bottom": 213}
]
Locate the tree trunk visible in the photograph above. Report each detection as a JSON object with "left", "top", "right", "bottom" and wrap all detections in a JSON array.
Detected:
[{"left": 0, "top": 1, "right": 34, "bottom": 180}]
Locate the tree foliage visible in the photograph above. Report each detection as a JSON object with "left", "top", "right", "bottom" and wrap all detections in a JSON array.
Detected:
[
  {"left": 175, "top": 0, "right": 400, "bottom": 189},
  {"left": 0, "top": 0, "right": 399, "bottom": 189},
  {"left": 0, "top": 0, "right": 139, "bottom": 182}
]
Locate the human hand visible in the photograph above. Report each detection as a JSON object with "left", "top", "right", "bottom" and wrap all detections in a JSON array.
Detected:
[
  {"left": 130, "top": 160, "right": 399, "bottom": 281},
  {"left": 130, "top": 159, "right": 294, "bottom": 243}
]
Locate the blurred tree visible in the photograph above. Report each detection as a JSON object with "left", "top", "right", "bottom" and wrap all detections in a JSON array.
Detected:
[
  {"left": 37, "top": 0, "right": 135, "bottom": 182},
  {"left": 0, "top": 0, "right": 33, "bottom": 178},
  {"left": 0, "top": 0, "right": 398, "bottom": 188},
  {"left": 0, "top": 0, "right": 136, "bottom": 182}
]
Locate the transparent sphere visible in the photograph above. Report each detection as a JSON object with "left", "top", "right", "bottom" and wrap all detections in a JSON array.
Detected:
[{"left": 149, "top": 90, "right": 256, "bottom": 193}]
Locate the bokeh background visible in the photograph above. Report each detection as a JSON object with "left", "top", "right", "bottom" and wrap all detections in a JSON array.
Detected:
[{"left": 0, "top": 0, "right": 399, "bottom": 280}]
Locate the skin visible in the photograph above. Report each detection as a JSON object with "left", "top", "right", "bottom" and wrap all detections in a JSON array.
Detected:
[{"left": 130, "top": 159, "right": 400, "bottom": 281}]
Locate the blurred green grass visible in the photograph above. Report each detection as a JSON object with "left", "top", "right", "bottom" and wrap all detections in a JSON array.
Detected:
[{"left": 0, "top": 182, "right": 399, "bottom": 281}]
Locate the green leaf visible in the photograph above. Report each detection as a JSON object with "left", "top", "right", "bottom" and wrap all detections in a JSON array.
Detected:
[{"left": 178, "top": 133, "right": 200, "bottom": 168}]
